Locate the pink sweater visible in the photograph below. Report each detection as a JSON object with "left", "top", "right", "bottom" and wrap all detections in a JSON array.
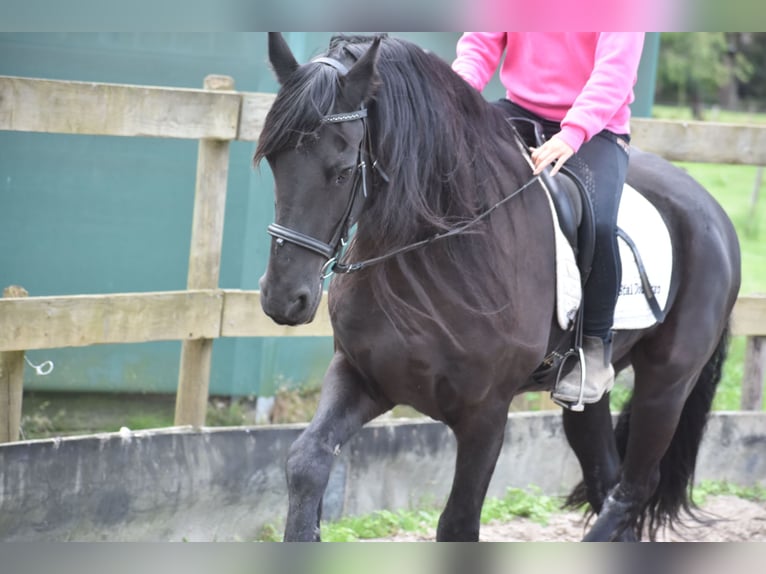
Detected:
[{"left": 452, "top": 33, "right": 645, "bottom": 152}]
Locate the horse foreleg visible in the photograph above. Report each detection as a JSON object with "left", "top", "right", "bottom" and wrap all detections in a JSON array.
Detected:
[
  {"left": 562, "top": 393, "right": 621, "bottom": 514},
  {"left": 283, "top": 352, "right": 390, "bottom": 541},
  {"left": 437, "top": 405, "right": 509, "bottom": 541}
]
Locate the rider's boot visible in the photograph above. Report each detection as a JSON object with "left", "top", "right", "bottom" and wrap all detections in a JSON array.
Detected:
[{"left": 552, "top": 334, "right": 614, "bottom": 410}]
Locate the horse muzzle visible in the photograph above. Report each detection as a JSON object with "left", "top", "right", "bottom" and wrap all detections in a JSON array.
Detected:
[{"left": 259, "top": 272, "right": 322, "bottom": 326}]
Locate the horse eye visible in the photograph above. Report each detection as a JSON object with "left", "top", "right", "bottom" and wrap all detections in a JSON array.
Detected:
[{"left": 335, "top": 167, "right": 355, "bottom": 185}]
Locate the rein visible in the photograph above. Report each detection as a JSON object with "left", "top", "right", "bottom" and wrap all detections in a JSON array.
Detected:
[
  {"left": 267, "top": 55, "right": 540, "bottom": 280},
  {"left": 331, "top": 175, "right": 540, "bottom": 274}
]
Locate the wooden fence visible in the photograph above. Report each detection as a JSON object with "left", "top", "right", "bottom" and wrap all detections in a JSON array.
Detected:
[{"left": 1, "top": 74, "right": 765, "bottom": 442}]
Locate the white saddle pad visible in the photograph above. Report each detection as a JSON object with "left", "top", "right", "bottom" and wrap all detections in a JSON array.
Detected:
[
  {"left": 613, "top": 184, "right": 672, "bottom": 329},
  {"left": 551, "top": 183, "right": 672, "bottom": 331}
]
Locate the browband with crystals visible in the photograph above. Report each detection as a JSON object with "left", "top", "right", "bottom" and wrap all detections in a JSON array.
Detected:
[{"left": 321, "top": 109, "right": 368, "bottom": 124}]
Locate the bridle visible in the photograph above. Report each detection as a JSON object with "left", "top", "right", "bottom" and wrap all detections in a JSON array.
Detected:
[
  {"left": 267, "top": 55, "right": 541, "bottom": 281},
  {"left": 266, "top": 56, "right": 387, "bottom": 280}
]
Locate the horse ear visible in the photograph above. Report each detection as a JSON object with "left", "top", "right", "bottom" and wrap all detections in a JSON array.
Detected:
[
  {"left": 342, "top": 36, "right": 382, "bottom": 107},
  {"left": 268, "top": 32, "right": 299, "bottom": 85}
]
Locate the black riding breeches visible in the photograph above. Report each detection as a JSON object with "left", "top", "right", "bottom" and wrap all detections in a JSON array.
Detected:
[{"left": 494, "top": 99, "right": 630, "bottom": 340}]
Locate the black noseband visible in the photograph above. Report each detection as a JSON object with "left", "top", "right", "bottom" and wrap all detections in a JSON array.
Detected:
[{"left": 267, "top": 223, "right": 337, "bottom": 260}]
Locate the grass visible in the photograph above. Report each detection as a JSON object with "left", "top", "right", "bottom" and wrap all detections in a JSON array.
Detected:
[
  {"left": 257, "top": 481, "right": 765, "bottom": 541},
  {"left": 691, "top": 480, "right": 766, "bottom": 506},
  {"left": 322, "top": 509, "right": 438, "bottom": 542},
  {"left": 652, "top": 103, "right": 766, "bottom": 125},
  {"left": 257, "top": 486, "right": 564, "bottom": 542},
  {"left": 479, "top": 486, "right": 563, "bottom": 525}
]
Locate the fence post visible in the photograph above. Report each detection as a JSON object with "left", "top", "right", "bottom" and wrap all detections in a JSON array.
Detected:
[
  {"left": 0, "top": 286, "right": 28, "bottom": 442},
  {"left": 740, "top": 336, "right": 766, "bottom": 411},
  {"left": 746, "top": 166, "right": 763, "bottom": 237},
  {"left": 174, "top": 75, "right": 235, "bottom": 427}
]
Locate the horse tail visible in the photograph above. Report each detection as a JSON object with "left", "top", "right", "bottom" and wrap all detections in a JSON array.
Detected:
[{"left": 565, "top": 325, "right": 730, "bottom": 538}]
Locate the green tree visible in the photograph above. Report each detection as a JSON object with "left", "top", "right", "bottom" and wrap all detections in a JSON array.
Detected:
[
  {"left": 657, "top": 33, "right": 754, "bottom": 119},
  {"left": 737, "top": 33, "right": 766, "bottom": 105}
]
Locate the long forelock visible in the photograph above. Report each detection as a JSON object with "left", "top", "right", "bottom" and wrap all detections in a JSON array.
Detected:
[
  {"left": 254, "top": 62, "right": 341, "bottom": 165},
  {"left": 254, "top": 35, "right": 388, "bottom": 166}
]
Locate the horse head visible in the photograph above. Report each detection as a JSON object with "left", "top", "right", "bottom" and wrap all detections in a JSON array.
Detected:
[{"left": 256, "top": 33, "right": 381, "bottom": 325}]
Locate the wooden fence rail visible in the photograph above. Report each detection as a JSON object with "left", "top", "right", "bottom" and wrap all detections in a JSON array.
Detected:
[
  {"left": 0, "top": 290, "right": 760, "bottom": 349},
  {"left": 0, "top": 75, "right": 273, "bottom": 142},
  {"left": 5, "top": 75, "right": 766, "bottom": 162},
  {"left": 1, "top": 74, "right": 765, "bottom": 442}
]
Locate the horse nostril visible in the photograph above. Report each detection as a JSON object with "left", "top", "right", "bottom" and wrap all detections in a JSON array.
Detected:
[
  {"left": 295, "top": 291, "right": 309, "bottom": 312},
  {"left": 287, "top": 287, "right": 313, "bottom": 317}
]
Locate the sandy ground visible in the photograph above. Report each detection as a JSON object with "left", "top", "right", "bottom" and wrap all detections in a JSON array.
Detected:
[{"left": 373, "top": 495, "right": 766, "bottom": 542}]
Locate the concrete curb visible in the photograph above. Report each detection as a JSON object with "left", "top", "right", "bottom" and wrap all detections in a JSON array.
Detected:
[{"left": 0, "top": 412, "right": 763, "bottom": 541}]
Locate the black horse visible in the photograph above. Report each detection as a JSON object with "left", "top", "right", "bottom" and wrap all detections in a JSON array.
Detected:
[{"left": 255, "top": 33, "right": 741, "bottom": 541}]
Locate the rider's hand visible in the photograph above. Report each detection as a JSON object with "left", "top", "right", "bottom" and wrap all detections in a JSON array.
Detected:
[{"left": 530, "top": 134, "right": 574, "bottom": 176}]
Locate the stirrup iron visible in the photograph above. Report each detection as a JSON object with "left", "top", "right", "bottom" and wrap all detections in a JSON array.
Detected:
[{"left": 552, "top": 345, "right": 587, "bottom": 412}]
